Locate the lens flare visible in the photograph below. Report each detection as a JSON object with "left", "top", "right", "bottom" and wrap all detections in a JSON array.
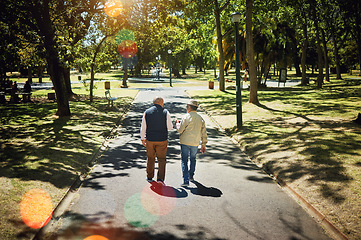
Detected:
[
  {"left": 124, "top": 193, "right": 158, "bottom": 228},
  {"left": 115, "top": 29, "right": 135, "bottom": 45},
  {"left": 84, "top": 235, "right": 109, "bottom": 240},
  {"left": 118, "top": 40, "right": 138, "bottom": 58},
  {"left": 20, "top": 189, "right": 53, "bottom": 229},
  {"left": 104, "top": 0, "right": 123, "bottom": 18},
  {"left": 141, "top": 183, "right": 176, "bottom": 216}
]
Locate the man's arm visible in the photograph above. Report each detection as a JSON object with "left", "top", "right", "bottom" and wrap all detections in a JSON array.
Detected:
[
  {"left": 200, "top": 119, "right": 207, "bottom": 153},
  {"left": 166, "top": 111, "right": 173, "bottom": 130},
  {"left": 176, "top": 115, "right": 188, "bottom": 134},
  {"left": 140, "top": 112, "right": 147, "bottom": 146}
]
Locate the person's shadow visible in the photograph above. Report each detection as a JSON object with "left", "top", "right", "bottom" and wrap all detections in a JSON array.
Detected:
[
  {"left": 150, "top": 182, "right": 188, "bottom": 198},
  {"left": 185, "top": 181, "right": 223, "bottom": 197}
]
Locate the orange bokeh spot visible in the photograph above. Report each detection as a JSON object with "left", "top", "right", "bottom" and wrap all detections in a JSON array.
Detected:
[
  {"left": 118, "top": 40, "right": 138, "bottom": 59},
  {"left": 20, "top": 189, "right": 53, "bottom": 229},
  {"left": 84, "top": 235, "right": 109, "bottom": 240},
  {"left": 104, "top": 0, "right": 123, "bottom": 18}
]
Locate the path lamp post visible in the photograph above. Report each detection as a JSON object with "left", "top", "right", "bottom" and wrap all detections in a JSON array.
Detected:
[
  {"left": 232, "top": 12, "right": 243, "bottom": 129},
  {"left": 168, "top": 49, "right": 172, "bottom": 87},
  {"left": 156, "top": 56, "right": 160, "bottom": 81}
]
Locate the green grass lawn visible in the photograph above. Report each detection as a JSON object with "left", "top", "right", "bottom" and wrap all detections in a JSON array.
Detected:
[
  {"left": 0, "top": 83, "right": 138, "bottom": 239},
  {"left": 188, "top": 76, "right": 361, "bottom": 240}
]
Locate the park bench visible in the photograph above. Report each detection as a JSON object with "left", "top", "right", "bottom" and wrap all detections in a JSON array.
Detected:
[
  {"left": 105, "top": 89, "right": 117, "bottom": 107},
  {"left": 0, "top": 90, "right": 32, "bottom": 103}
]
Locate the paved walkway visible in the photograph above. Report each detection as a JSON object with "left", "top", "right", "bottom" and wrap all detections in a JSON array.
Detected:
[{"left": 50, "top": 87, "right": 331, "bottom": 240}]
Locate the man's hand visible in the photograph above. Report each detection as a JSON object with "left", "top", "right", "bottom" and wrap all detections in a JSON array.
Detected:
[
  {"left": 142, "top": 139, "right": 147, "bottom": 147},
  {"left": 201, "top": 146, "right": 206, "bottom": 154}
]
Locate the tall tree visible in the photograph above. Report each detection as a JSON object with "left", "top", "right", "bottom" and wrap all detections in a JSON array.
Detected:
[
  {"left": 2, "top": 0, "right": 104, "bottom": 116},
  {"left": 28, "top": 0, "right": 71, "bottom": 116},
  {"left": 213, "top": 0, "right": 231, "bottom": 91},
  {"left": 246, "top": 0, "right": 258, "bottom": 103},
  {"left": 301, "top": 8, "right": 309, "bottom": 85},
  {"left": 310, "top": 0, "right": 324, "bottom": 88}
]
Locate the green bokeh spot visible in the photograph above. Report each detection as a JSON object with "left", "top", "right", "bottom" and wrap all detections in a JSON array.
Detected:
[
  {"left": 116, "top": 29, "right": 135, "bottom": 45},
  {"left": 124, "top": 193, "right": 158, "bottom": 228}
]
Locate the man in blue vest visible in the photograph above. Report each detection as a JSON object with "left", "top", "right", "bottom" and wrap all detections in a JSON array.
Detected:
[{"left": 140, "top": 96, "right": 173, "bottom": 184}]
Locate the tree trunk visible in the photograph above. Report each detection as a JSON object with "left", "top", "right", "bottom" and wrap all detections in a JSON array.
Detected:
[
  {"left": 330, "top": 23, "right": 342, "bottom": 79},
  {"left": 37, "top": 66, "right": 43, "bottom": 83},
  {"left": 90, "top": 64, "right": 95, "bottom": 102},
  {"left": 246, "top": 0, "right": 258, "bottom": 104},
  {"left": 31, "top": 0, "right": 70, "bottom": 117},
  {"left": 213, "top": 0, "right": 226, "bottom": 91},
  {"left": 354, "top": 2, "right": 361, "bottom": 73},
  {"left": 27, "top": 68, "right": 33, "bottom": 83},
  {"left": 301, "top": 14, "right": 308, "bottom": 85},
  {"left": 173, "top": 67, "right": 180, "bottom": 78},
  {"left": 89, "top": 36, "right": 108, "bottom": 102},
  {"left": 48, "top": 53, "right": 71, "bottom": 117},
  {"left": 63, "top": 67, "right": 75, "bottom": 98},
  {"left": 321, "top": 29, "right": 330, "bottom": 82},
  {"left": 122, "top": 58, "right": 128, "bottom": 88},
  {"left": 311, "top": 0, "right": 324, "bottom": 88},
  {"left": 356, "top": 29, "right": 361, "bottom": 73}
]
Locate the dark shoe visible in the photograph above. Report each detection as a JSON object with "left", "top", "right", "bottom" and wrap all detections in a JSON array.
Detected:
[
  {"left": 189, "top": 177, "right": 195, "bottom": 182},
  {"left": 181, "top": 182, "right": 189, "bottom": 187},
  {"left": 147, "top": 178, "right": 153, "bottom": 183}
]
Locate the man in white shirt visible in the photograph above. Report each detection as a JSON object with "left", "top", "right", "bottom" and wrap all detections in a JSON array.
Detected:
[{"left": 140, "top": 97, "right": 173, "bottom": 184}]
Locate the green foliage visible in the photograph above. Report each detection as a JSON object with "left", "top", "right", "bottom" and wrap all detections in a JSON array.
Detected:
[{"left": 1, "top": 0, "right": 360, "bottom": 82}]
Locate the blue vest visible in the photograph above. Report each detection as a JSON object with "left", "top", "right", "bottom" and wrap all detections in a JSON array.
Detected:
[{"left": 145, "top": 104, "right": 168, "bottom": 141}]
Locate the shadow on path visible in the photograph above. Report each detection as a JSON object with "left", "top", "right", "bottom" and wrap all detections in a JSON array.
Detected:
[
  {"left": 184, "top": 181, "right": 223, "bottom": 197},
  {"left": 149, "top": 181, "right": 188, "bottom": 198}
]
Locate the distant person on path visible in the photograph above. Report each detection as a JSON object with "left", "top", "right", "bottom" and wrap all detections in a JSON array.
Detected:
[
  {"left": 176, "top": 99, "right": 208, "bottom": 187},
  {"left": 140, "top": 96, "right": 173, "bottom": 184}
]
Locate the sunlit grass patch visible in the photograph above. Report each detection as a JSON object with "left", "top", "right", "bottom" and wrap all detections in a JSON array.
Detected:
[{"left": 188, "top": 79, "right": 361, "bottom": 239}]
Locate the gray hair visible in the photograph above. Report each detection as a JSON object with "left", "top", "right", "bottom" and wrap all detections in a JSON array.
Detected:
[{"left": 153, "top": 96, "right": 164, "bottom": 104}]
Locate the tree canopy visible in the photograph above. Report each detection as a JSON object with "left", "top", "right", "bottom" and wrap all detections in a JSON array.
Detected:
[{"left": 1, "top": 0, "right": 360, "bottom": 115}]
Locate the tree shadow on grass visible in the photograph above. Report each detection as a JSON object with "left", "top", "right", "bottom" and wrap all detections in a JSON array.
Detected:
[
  {"left": 0, "top": 98, "right": 132, "bottom": 189},
  {"left": 236, "top": 114, "right": 359, "bottom": 204}
]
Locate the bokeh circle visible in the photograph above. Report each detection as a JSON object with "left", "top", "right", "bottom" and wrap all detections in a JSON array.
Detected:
[{"left": 20, "top": 188, "right": 53, "bottom": 229}]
